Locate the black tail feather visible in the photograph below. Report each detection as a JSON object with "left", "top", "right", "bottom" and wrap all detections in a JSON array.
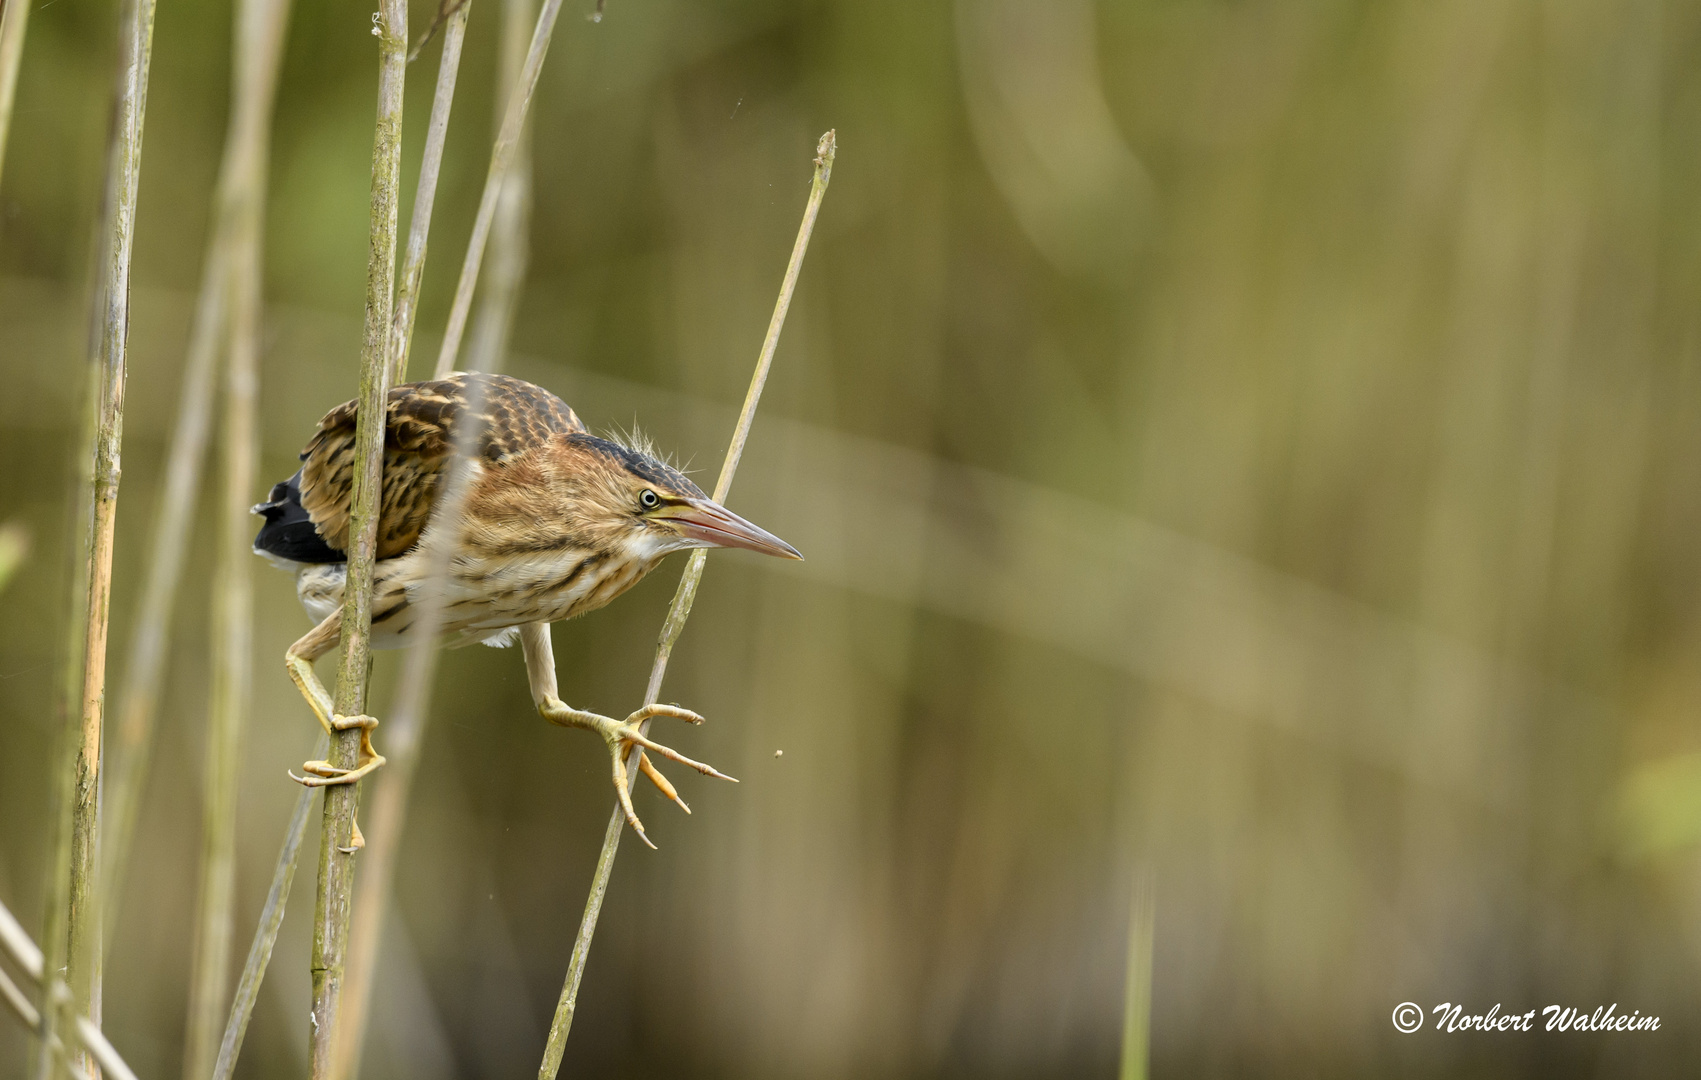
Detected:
[{"left": 252, "top": 471, "right": 343, "bottom": 564}]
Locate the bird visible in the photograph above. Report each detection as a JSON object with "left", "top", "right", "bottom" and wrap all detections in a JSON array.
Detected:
[{"left": 252, "top": 371, "right": 802, "bottom": 845}]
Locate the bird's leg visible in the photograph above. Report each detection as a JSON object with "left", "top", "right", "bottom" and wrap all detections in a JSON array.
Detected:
[
  {"left": 283, "top": 611, "right": 388, "bottom": 843},
  {"left": 519, "top": 622, "right": 734, "bottom": 847},
  {"left": 519, "top": 622, "right": 711, "bottom": 818}
]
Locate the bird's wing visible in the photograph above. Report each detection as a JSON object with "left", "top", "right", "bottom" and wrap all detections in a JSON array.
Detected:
[{"left": 298, "top": 372, "right": 586, "bottom": 559}]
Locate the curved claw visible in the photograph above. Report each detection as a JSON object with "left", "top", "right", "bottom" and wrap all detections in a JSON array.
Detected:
[{"left": 609, "top": 749, "right": 659, "bottom": 849}]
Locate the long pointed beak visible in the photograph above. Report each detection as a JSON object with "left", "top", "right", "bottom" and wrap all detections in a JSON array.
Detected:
[{"left": 658, "top": 498, "right": 803, "bottom": 560}]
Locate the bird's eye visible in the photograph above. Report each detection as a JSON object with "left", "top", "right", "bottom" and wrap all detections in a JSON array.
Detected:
[{"left": 639, "top": 489, "right": 660, "bottom": 510}]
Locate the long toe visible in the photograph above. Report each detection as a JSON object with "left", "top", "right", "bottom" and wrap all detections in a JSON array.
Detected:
[
  {"left": 640, "top": 753, "right": 691, "bottom": 814},
  {"left": 331, "top": 712, "right": 379, "bottom": 731},
  {"left": 618, "top": 726, "right": 738, "bottom": 783},
  {"left": 626, "top": 704, "right": 704, "bottom": 727},
  {"left": 291, "top": 754, "right": 386, "bottom": 787}
]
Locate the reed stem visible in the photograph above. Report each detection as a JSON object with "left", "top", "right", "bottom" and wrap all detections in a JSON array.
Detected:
[
  {"left": 1, "top": 896, "right": 142, "bottom": 1080},
  {"left": 536, "top": 129, "right": 836, "bottom": 1080},
  {"left": 101, "top": 0, "right": 288, "bottom": 919},
  {"left": 307, "top": 0, "right": 406, "bottom": 1070},
  {"left": 462, "top": 0, "right": 533, "bottom": 373},
  {"left": 209, "top": 735, "right": 324, "bottom": 1080},
  {"left": 1118, "top": 869, "right": 1155, "bottom": 1080},
  {"left": 99, "top": 210, "right": 224, "bottom": 936},
  {"left": 60, "top": 0, "right": 159, "bottom": 1069},
  {"left": 36, "top": 390, "right": 96, "bottom": 1080},
  {"left": 433, "top": 0, "right": 564, "bottom": 377},
  {"left": 389, "top": 0, "right": 470, "bottom": 385},
  {"left": 0, "top": 0, "right": 29, "bottom": 192},
  {"left": 179, "top": 0, "right": 290, "bottom": 1074}
]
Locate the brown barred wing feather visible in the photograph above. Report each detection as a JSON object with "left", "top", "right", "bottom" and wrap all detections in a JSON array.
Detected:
[{"left": 297, "top": 373, "right": 585, "bottom": 559}]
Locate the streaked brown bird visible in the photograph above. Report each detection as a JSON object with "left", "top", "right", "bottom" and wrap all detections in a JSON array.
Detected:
[{"left": 252, "top": 372, "right": 801, "bottom": 844}]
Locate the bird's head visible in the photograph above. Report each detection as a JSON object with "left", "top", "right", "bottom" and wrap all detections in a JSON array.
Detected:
[{"left": 537, "top": 432, "right": 802, "bottom": 565}]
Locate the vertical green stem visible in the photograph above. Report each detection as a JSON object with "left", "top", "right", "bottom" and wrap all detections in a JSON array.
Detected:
[
  {"left": 308, "top": 0, "right": 405, "bottom": 1071},
  {"left": 1118, "top": 869, "right": 1154, "bottom": 1080},
  {"left": 99, "top": 215, "right": 225, "bottom": 936},
  {"left": 36, "top": 377, "right": 97, "bottom": 1080},
  {"left": 536, "top": 129, "right": 836, "bottom": 1080},
  {"left": 61, "top": 0, "right": 159, "bottom": 1070},
  {"left": 179, "top": 0, "right": 290, "bottom": 1074},
  {"left": 209, "top": 736, "right": 324, "bottom": 1080}
]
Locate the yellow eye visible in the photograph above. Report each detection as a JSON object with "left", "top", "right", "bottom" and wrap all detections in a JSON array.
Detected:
[{"left": 639, "top": 489, "right": 659, "bottom": 510}]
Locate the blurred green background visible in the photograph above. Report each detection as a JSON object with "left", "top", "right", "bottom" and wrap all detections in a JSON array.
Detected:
[{"left": 4, "top": 0, "right": 1701, "bottom": 1075}]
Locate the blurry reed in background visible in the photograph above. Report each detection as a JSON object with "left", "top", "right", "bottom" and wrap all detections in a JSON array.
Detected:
[{"left": 3, "top": 0, "right": 1701, "bottom": 1076}]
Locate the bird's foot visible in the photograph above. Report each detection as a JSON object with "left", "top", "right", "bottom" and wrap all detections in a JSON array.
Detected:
[
  {"left": 290, "top": 713, "right": 387, "bottom": 788},
  {"left": 541, "top": 701, "right": 737, "bottom": 848}
]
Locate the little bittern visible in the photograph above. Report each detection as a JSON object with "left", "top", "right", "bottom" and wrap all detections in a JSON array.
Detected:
[{"left": 252, "top": 372, "right": 801, "bottom": 843}]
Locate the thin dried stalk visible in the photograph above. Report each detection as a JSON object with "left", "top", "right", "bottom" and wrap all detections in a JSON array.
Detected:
[
  {"left": 407, "top": 0, "right": 468, "bottom": 63},
  {"left": 99, "top": 0, "right": 266, "bottom": 914},
  {"left": 462, "top": 0, "right": 533, "bottom": 373},
  {"left": 389, "top": 0, "right": 470, "bottom": 385},
  {"left": 433, "top": 0, "right": 564, "bottom": 377},
  {"left": 180, "top": 0, "right": 290, "bottom": 1075},
  {"left": 0, "top": 0, "right": 29, "bottom": 191},
  {"left": 36, "top": 393, "right": 95, "bottom": 1080},
  {"left": 0, "top": 899, "right": 45, "bottom": 979},
  {"left": 0, "top": 963, "right": 42, "bottom": 1036},
  {"left": 1, "top": 896, "right": 142, "bottom": 1080},
  {"left": 61, "top": 0, "right": 159, "bottom": 1069},
  {"left": 308, "top": 0, "right": 407, "bottom": 1071},
  {"left": 181, "top": 223, "right": 248, "bottom": 1080},
  {"left": 99, "top": 222, "right": 225, "bottom": 932},
  {"left": 209, "top": 734, "right": 324, "bottom": 1080},
  {"left": 536, "top": 129, "right": 836, "bottom": 1079}
]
